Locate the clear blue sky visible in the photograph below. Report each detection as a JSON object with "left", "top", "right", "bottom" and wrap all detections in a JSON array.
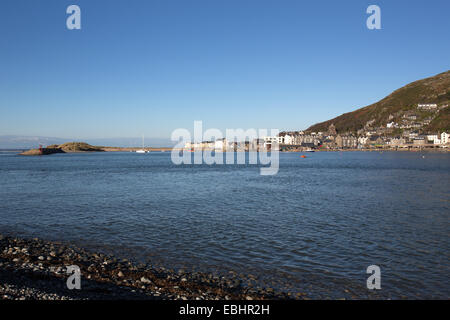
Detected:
[{"left": 0, "top": 0, "right": 449, "bottom": 140}]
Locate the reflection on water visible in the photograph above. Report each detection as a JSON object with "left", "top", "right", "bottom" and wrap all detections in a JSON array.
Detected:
[{"left": 0, "top": 151, "right": 449, "bottom": 298}]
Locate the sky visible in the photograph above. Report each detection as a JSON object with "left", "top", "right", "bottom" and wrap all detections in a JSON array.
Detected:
[{"left": 0, "top": 0, "right": 449, "bottom": 142}]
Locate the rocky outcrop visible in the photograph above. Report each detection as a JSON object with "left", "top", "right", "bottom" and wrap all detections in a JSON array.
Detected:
[{"left": 19, "top": 142, "right": 104, "bottom": 156}]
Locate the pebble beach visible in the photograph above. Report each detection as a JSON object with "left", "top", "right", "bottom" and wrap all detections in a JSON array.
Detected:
[{"left": 0, "top": 234, "right": 291, "bottom": 300}]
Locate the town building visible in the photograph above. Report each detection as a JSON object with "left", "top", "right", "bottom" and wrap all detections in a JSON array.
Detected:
[
  {"left": 427, "top": 135, "right": 439, "bottom": 144},
  {"left": 283, "top": 134, "right": 295, "bottom": 145},
  {"left": 417, "top": 103, "right": 438, "bottom": 110},
  {"left": 413, "top": 137, "right": 426, "bottom": 145},
  {"left": 215, "top": 138, "right": 227, "bottom": 151},
  {"left": 368, "top": 135, "right": 384, "bottom": 147},
  {"left": 358, "top": 136, "right": 369, "bottom": 146},
  {"left": 386, "top": 122, "right": 397, "bottom": 128},
  {"left": 441, "top": 132, "right": 449, "bottom": 145},
  {"left": 263, "top": 136, "right": 283, "bottom": 149},
  {"left": 335, "top": 135, "right": 358, "bottom": 149},
  {"left": 388, "top": 137, "right": 406, "bottom": 146},
  {"left": 327, "top": 124, "right": 337, "bottom": 136}
]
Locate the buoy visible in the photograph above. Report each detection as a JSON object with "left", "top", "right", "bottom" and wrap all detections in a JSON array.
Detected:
[{"left": 300, "top": 155, "right": 306, "bottom": 158}]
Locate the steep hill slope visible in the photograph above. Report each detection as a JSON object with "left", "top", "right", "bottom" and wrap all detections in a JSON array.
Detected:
[{"left": 306, "top": 70, "right": 450, "bottom": 134}]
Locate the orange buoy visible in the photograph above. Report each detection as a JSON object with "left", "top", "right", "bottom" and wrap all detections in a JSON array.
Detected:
[{"left": 300, "top": 155, "right": 306, "bottom": 158}]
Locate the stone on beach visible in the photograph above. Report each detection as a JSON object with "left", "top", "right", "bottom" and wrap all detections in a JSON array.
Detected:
[{"left": 0, "top": 235, "right": 291, "bottom": 300}]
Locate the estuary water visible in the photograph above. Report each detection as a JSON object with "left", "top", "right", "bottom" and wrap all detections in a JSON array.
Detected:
[{"left": 0, "top": 151, "right": 449, "bottom": 299}]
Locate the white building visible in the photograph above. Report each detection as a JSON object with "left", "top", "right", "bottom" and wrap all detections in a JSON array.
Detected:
[
  {"left": 263, "top": 136, "right": 283, "bottom": 144},
  {"left": 185, "top": 141, "right": 215, "bottom": 149},
  {"left": 283, "top": 134, "right": 294, "bottom": 145},
  {"left": 441, "top": 132, "right": 449, "bottom": 145},
  {"left": 263, "top": 136, "right": 282, "bottom": 149},
  {"left": 386, "top": 122, "right": 397, "bottom": 128},
  {"left": 388, "top": 137, "right": 406, "bottom": 146},
  {"left": 418, "top": 104, "right": 437, "bottom": 110},
  {"left": 427, "top": 135, "right": 439, "bottom": 144},
  {"left": 358, "top": 136, "right": 369, "bottom": 145},
  {"left": 214, "top": 138, "right": 227, "bottom": 150}
]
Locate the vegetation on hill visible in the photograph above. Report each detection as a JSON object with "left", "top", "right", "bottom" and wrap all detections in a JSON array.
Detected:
[
  {"left": 426, "top": 106, "right": 450, "bottom": 132},
  {"left": 306, "top": 70, "right": 450, "bottom": 134},
  {"left": 20, "top": 142, "right": 104, "bottom": 156},
  {"left": 55, "top": 142, "right": 104, "bottom": 152}
]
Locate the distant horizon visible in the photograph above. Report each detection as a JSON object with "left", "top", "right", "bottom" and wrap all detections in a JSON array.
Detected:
[
  {"left": 0, "top": 135, "right": 176, "bottom": 148},
  {"left": 1, "top": 1, "right": 450, "bottom": 140},
  {"left": 1, "top": 67, "right": 449, "bottom": 148}
]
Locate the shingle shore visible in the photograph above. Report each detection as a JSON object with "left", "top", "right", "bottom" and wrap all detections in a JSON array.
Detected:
[{"left": 0, "top": 234, "right": 293, "bottom": 300}]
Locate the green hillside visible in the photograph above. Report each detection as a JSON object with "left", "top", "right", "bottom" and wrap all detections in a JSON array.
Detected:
[
  {"left": 306, "top": 70, "right": 450, "bottom": 134},
  {"left": 53, "top": 142, "right": 103, "bottom": 152},
  {"left": 426, "top": 106, "right": 450, "bottom": 132}
]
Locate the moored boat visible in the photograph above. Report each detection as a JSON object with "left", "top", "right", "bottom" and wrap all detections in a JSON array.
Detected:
[{"left": 135, "top": 135, "right": 149, "bottom": 153}]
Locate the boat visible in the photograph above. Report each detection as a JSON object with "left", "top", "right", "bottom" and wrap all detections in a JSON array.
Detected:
[
  {"left": 304, "top": 148, "right": 315, "bottom": 152},
  {"left": 135, "top": 135, "right": 149, "bottom": 153}
]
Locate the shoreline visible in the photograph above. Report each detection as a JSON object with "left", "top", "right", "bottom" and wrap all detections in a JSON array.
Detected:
[
  {"left": 12, "top": 146, "right": 449, "bottom": 156},
  {"left": 298, "top": 148, "right": 449, "bottom": 153},
  {"left": 0, "top": 234, "right": 291, "bottom": 300}
]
